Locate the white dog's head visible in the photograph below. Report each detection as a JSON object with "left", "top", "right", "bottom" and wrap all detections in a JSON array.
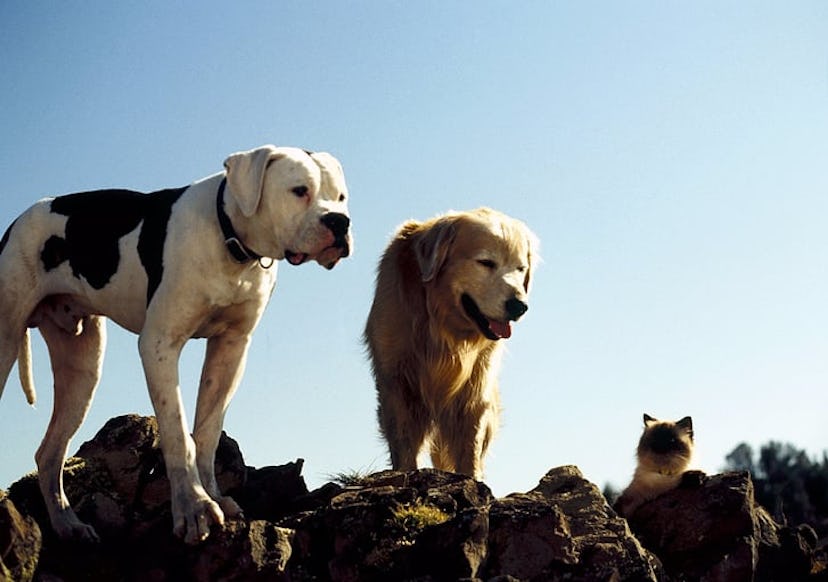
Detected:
[{"left": 223, "top": 145, "right": 352, "bottom": 269}]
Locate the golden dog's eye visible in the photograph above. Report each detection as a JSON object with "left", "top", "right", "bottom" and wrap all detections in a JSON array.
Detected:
[
  {"left": 517, "top": 265, "right": 527, "bottom": 273},
  {"left": 477, "top": 259, "right": 497, "bottom": 270},
  {"left": 292, "top": 186, "right": 308, "bottom": 197}
]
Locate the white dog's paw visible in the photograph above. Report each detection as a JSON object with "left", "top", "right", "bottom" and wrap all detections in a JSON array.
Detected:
[
  {"left": 173, "top": 494, "right": 225, "bottom": 544},
  {"left": 217, "top": 495, "right": 244, "bottom": 520},
  {"left": 52, "top": 510, "right": 101, "bottom": 543}
]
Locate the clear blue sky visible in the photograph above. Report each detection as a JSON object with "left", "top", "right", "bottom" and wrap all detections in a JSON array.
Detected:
[{"left": 1, "top": 2, "right": 826, "bottom": 497}]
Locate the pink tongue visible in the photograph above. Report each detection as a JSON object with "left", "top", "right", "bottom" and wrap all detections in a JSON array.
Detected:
[{"left": 488, "top": 319, "right": 512, "bottom": 339}]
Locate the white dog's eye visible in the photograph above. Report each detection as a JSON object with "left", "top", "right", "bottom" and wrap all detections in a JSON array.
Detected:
[
  {"left": 292, "top": 186, "right": 308, "bottom": 197},
  {"left": 338, "top": 193, "right": 346, "bottom": 202},
  {"left": 477, "top": 259, "right": 497, "bottom": 270}
]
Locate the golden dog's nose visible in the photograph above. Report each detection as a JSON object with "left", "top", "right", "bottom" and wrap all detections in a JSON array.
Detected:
[{"left": 505, "top": 297, "right": 528, "bottom": 320}]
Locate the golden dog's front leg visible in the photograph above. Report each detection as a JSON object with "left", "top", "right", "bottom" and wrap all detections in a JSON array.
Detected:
[
  {"left": 192, "top": 332, "right": 252, "bottom": 520},
  {"left": 433, "top": 419, "right": 481, "bottom": 479},
  {"left": 376, "top": 375, "right": 431, "bottom": 472},
  {"left": 435, "top": 394, "right": 498, "bottom": 481},
  {"left": 139, "top": 329, "right": 224, "bottom": 544}
]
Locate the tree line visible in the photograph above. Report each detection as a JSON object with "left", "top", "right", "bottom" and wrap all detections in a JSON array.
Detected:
[{"left": 725, "top": 441, "right": 828, "bottom": 540}]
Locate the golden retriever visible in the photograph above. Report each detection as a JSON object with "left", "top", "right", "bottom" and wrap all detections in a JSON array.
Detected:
[{"left": 364, "top": 208, "right": 537, "bottom": 479}]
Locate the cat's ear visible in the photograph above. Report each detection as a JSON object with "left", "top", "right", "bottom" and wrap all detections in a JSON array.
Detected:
[{"left": 676, "top": 416, "right": 694, "bottom": 439}]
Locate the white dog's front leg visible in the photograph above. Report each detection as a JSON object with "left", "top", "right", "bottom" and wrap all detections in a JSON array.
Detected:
[
  {"left": 138, "top": 331, "right": 223, "bottom": 544},
  {"left": 192, "top": 332, "right": 252, "bottom": 519}
]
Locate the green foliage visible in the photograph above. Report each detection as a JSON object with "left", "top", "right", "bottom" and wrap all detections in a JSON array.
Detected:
[
  {"left": 602, "top": 483, "right": 621, "bottom": 506},
  {"left": 390, "top": 500, "right": 450, "bottom": 538},
  {"left": 724, "top": 441, "right": 828, "bottom": 537},
  {"left": 329, "top": 469, "right": 372, "bottom": 487}
]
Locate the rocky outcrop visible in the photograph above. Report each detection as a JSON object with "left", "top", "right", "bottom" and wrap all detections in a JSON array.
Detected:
[
  {"left": 0, "top": 493, "right": 41, "bottom": 581},
  {"left": 0, "top": 414, "right": 823, "bottom": 581},
  {"left": 625, "top": 470, "right": 820, "bottom": 581}
]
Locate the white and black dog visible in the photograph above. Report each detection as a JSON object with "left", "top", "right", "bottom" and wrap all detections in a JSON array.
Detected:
[{"left": 0, "top": 145, "right": 352, "bottom": 544}]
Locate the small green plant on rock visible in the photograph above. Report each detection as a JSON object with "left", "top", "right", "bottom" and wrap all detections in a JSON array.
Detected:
[
  {"left": 390, "top": 499, "right": 450, "bottom": 541},
  {"left": 329, "top": 468, "right": 372, "bottom": 487}
]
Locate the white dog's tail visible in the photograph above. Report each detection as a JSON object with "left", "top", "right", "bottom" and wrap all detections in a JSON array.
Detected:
[{"left": 18, "top": 329, "right": 36, "bottom": 406}]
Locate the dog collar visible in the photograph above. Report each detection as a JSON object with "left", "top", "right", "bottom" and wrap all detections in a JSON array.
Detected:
[{"left": 216, "top": 177, "right": 264, "bottom": 264}]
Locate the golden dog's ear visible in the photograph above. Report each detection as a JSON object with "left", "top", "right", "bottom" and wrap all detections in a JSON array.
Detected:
[
  {"left": 523, "top": 230, "right": 540, "bottom": 292},
  {"left": 523, "top": 250, "right": 533, "bottom": 292},
  {"left": 415, "top": 218, "right": 457, "bottom": 282},
  {"left": 223, "top": 145, "right": 283, "bottom": 217}
]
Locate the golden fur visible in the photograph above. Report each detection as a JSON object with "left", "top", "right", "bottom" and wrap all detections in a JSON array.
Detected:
[{"left": 364, "top": 208, "right": 537, "bottom": 479}]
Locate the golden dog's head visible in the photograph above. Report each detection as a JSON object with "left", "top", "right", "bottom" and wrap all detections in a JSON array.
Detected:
[{"left": 414, "top": 208, "right": 538, "bottom": 341}]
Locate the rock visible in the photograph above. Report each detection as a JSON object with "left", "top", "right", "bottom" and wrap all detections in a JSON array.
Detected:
[
  {"left": 282, "top": 467, "right": 661, "bottom": 581},
  {"left": 248, "top": 521, "right": 295, "bottom": 575},
  {"left": 182, "top": 519, "right": 295, "bottom": 582},
  {"left": 6, "top": 414, "right": 299, "bottom": 581},
  {"left": 73, "top": 413, "right": 161, "bottom": 502},
  {"left": 2, "top": 415, "right": 824, "bottom": 581},
  {"left": 281, "top": 469, "right": 494, "bottom": 581},
  {"left": 408, "top": 506, "right": 489, "bottom": 579},
  {"left": 626, "top": 470, "right": 817, "bottom": 581},
  {"left": 0, "top": 493, "right": 42, "bottom": 582},
  {"left": 72, "top": 414, "right": 246, "bottom": 514},
  {"left": 233, "top": 458, "right": 309, "bottom": 520},
  {"left": 487, "top": 493, "right": 578, "bottom": 577},
  {"left": 485, "top": 465, "right": 660, "bottom": 581}
]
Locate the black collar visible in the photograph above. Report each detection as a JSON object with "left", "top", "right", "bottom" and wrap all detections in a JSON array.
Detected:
[{"left": 216, "top": 177, "right": 263, "bottom": 263}]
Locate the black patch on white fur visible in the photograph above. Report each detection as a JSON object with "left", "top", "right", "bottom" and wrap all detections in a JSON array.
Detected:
[
  {"left": 41, "top": 235, "right": 67, "bottom": 270},
  {"left": 137, "top": 187, "right": 187, "bottom": 303},
  {"left": 46, "top": 187, "right": 186, "bottom": 304}
]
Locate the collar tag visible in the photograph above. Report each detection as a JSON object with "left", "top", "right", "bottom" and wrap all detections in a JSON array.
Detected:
[{"left": 224, "top": 237, "right": 256, "bottom": 263}]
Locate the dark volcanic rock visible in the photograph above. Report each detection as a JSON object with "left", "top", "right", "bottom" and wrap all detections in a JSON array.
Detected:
[
  {"left": 234, "top": 458, "right": 309, "bottom": 521},
  {"left": 7, "top": 415, "right": 297, "bottom": 581},
  {"left": 0, "top": 493, "right": 41, "bottom": 582},
  {"left": 281, "top": 469, "right": 494, "bottom": 581},
  {"left": 626, "top": 470, "right": 818, "bottom": 581},
  {"left": 1, "top": 415, "right": 823, "bottom": 581},
  {"left": 486, "top": 465, "right": 660, "bottom": 580}
]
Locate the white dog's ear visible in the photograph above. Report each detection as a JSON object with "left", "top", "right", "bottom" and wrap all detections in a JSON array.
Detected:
[
  {"left": 415, "top": 218, "right": 457, "bottom": 283},
  {"left": 223, "top": 145, "right": 282, "bottom": 217}
]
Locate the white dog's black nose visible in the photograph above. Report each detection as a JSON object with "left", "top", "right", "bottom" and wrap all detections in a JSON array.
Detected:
[
  {"left": 321, "top": 212, "right": 350, "bottom": 238},
  {"left": 321, "top": 212, "right": 351, "bottom": 257},
  {"left": 505, "top": 297, "right": 529, "bottom": 321}
]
